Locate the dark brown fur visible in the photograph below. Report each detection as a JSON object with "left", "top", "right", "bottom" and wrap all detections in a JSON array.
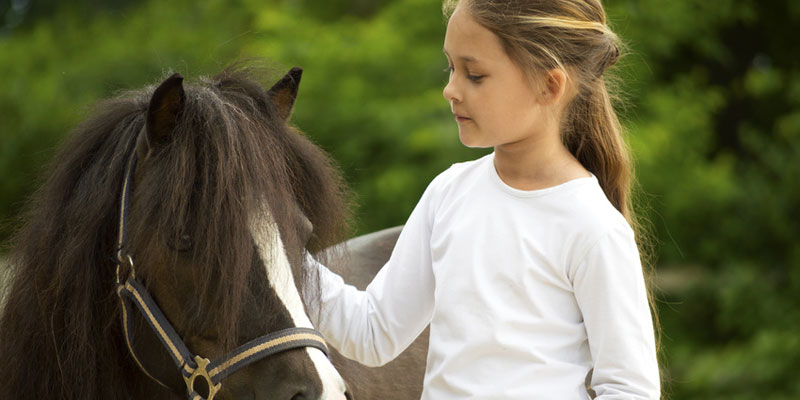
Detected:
[{"left": 0, "top": 64, "right": 351, "bottom": 399}]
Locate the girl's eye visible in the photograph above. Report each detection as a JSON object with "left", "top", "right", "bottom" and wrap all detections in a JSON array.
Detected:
[{"left": 443, "top": 64, "right": 483, "bottom": 82}]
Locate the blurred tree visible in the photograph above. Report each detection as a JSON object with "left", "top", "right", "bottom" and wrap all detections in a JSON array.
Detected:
[
  {"left": 604, "top": 0, "right": 800, "bottom": 398},
  {"left": 284, "top": 0, "right": 395, "bottom": 20},
  {"left": 1, "top": 0, "right": 137, "bottom": 35}
]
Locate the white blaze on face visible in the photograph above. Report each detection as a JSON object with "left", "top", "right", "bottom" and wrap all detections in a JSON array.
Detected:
[{"left": 250, "top": 214, "right": 347, "bottom": 400}]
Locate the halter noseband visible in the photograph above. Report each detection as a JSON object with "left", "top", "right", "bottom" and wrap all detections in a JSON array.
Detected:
[{"left": 114, "top": 148, "right": 328, "bottom": 400}]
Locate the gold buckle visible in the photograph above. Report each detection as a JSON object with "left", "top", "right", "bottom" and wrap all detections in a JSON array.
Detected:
[{"left": 183, "top": 356, "right": 221, "bottom": 400}]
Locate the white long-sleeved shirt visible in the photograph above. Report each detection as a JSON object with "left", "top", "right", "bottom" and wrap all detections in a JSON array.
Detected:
[{"left": 309, "top": 153, "right": 660, "bottom": 399}]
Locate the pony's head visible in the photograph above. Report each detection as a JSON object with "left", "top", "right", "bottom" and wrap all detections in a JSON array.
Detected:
[{"left": 0, "top": 65, "right": 352, "bottom": 400}]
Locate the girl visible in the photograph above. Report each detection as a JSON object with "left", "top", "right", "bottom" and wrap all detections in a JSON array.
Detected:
[{"left": 308, "top": 0, "right": 661, "bottom": 398}]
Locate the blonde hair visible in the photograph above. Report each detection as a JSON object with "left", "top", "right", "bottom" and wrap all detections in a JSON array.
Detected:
[{"left": 443, "top": 0, "right": 662, "bottom": 380}]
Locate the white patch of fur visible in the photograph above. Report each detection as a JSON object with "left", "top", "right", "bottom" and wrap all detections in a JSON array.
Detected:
[{"left": 250, "top": 215, "right": 347, "bottom": 400}]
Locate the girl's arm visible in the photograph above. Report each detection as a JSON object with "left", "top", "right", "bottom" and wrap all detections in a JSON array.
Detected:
[
  {"left": 571, "top": 224, "right": 661, "bottom": 399},
  {"left": 305, "top": 179, "right": 441, "bottom": 367}
]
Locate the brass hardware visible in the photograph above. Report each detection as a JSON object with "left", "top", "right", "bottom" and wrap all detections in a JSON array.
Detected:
[
  {"left": 183, "top": 356, "right": 221, "bottom": 400},
  {"left": 126, "top": 255, "right": 136, "bottom": 278},
  {"left": 116, "top": 255, "right": 136, "bottom": 283}
]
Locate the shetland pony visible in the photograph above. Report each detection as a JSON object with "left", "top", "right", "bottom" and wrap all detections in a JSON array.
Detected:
[
  {"left": 0, "top": 65, "right": 355, "bottom": 399},
  {"left": 0, "top": 65, "right": 430, "bottom": 400}
]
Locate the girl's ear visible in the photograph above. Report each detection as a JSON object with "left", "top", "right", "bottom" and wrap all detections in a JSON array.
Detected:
[
  {"left": 268, "top": 67, "right": 303, "bottom": 122},
  {"left": 540, "top": 68, "right": 570, "bottom": 104},
  {"left": 142, "top": 73, "right": 185, "bottom": 156}
]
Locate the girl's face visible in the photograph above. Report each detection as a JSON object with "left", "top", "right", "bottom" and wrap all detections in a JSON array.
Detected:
[{"left": 443, "top": 6, "right": 549, "bottom": 149}]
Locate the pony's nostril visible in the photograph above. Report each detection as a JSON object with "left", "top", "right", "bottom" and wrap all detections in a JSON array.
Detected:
[
  {"left": 344, "top": 390, "right": 354, "bottom": 400},
  {"left": 290, "top": 387, "right": 342, "bottom": 400},
  {"left": 289, "top": 389, "right": 321, "bottom": 400}
]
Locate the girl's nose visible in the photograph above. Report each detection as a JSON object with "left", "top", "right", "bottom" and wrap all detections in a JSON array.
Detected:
[{"left": 442, "top": 78, "right": 460, "bottom": 103}]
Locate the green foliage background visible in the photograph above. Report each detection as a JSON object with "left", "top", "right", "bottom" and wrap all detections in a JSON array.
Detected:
[{"left": 1, "top": 0, "right": 798, "bottom": 398}]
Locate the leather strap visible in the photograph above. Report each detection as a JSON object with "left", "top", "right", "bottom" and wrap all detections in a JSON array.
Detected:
[{"left": 114, "top": 149, "right": 329, "bottom": 399}]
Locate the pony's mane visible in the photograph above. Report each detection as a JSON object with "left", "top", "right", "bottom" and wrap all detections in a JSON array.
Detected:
[{"left": 0, "top": 64, "right": 351, "bottom": 399}]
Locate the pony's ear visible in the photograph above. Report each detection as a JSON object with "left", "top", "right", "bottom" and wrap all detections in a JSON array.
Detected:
[
  {"left": 144, "top": 73, "right": 185, "bottom": 152},
  {"left": 267, "top": 67, "right": 302, "bottom": 121}
]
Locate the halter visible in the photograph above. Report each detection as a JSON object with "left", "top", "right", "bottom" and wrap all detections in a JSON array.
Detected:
[{"left": 114, "top": 149, "right": 328, "bottom": 400}]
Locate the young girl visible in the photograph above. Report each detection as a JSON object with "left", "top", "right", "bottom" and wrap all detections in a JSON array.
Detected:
[{"left": 308, "top": 0, "right": 660, "bottom": 398}]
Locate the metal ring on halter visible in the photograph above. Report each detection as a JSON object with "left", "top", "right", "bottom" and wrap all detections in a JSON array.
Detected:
[
  {"left": 184, "top": 356, "right": 222, "bottom": 400},
  {"left": 116, "top": 254, "right": 136, "bottom": 284}
]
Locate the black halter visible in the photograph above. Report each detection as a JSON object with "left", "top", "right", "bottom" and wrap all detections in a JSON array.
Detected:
[{"left": 114, "top": 149, "right": 328, "bottom": 400}]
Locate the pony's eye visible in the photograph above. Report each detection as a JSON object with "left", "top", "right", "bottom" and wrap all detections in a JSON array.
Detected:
[{"left": 167, "top": 234, "right": 193, "bottom": 252}]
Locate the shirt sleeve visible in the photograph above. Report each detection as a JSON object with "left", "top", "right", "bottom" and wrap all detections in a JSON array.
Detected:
[
  {"left": 571, "top": 223, "right": 661, "bottom": 399},
  {"left": 305, "top": 176, "right": 441, "bottom": 367}
]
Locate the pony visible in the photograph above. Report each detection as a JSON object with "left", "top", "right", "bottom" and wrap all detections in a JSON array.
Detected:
[
  {"left": 0, "top": 63, "right": 430, "bottom": 400},
  {"left": 0, "top": 64, "right": 356, "bottom": 399}
]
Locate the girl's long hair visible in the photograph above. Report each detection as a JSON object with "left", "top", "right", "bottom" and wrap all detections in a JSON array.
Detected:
[{"left": 443, "top": 0, "right": 662, "bottom": 376}]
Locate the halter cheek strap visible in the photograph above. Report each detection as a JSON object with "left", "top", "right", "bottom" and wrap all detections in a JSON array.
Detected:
[{"left": 114, "top": 151, "right": 328, "bottom": 400}]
